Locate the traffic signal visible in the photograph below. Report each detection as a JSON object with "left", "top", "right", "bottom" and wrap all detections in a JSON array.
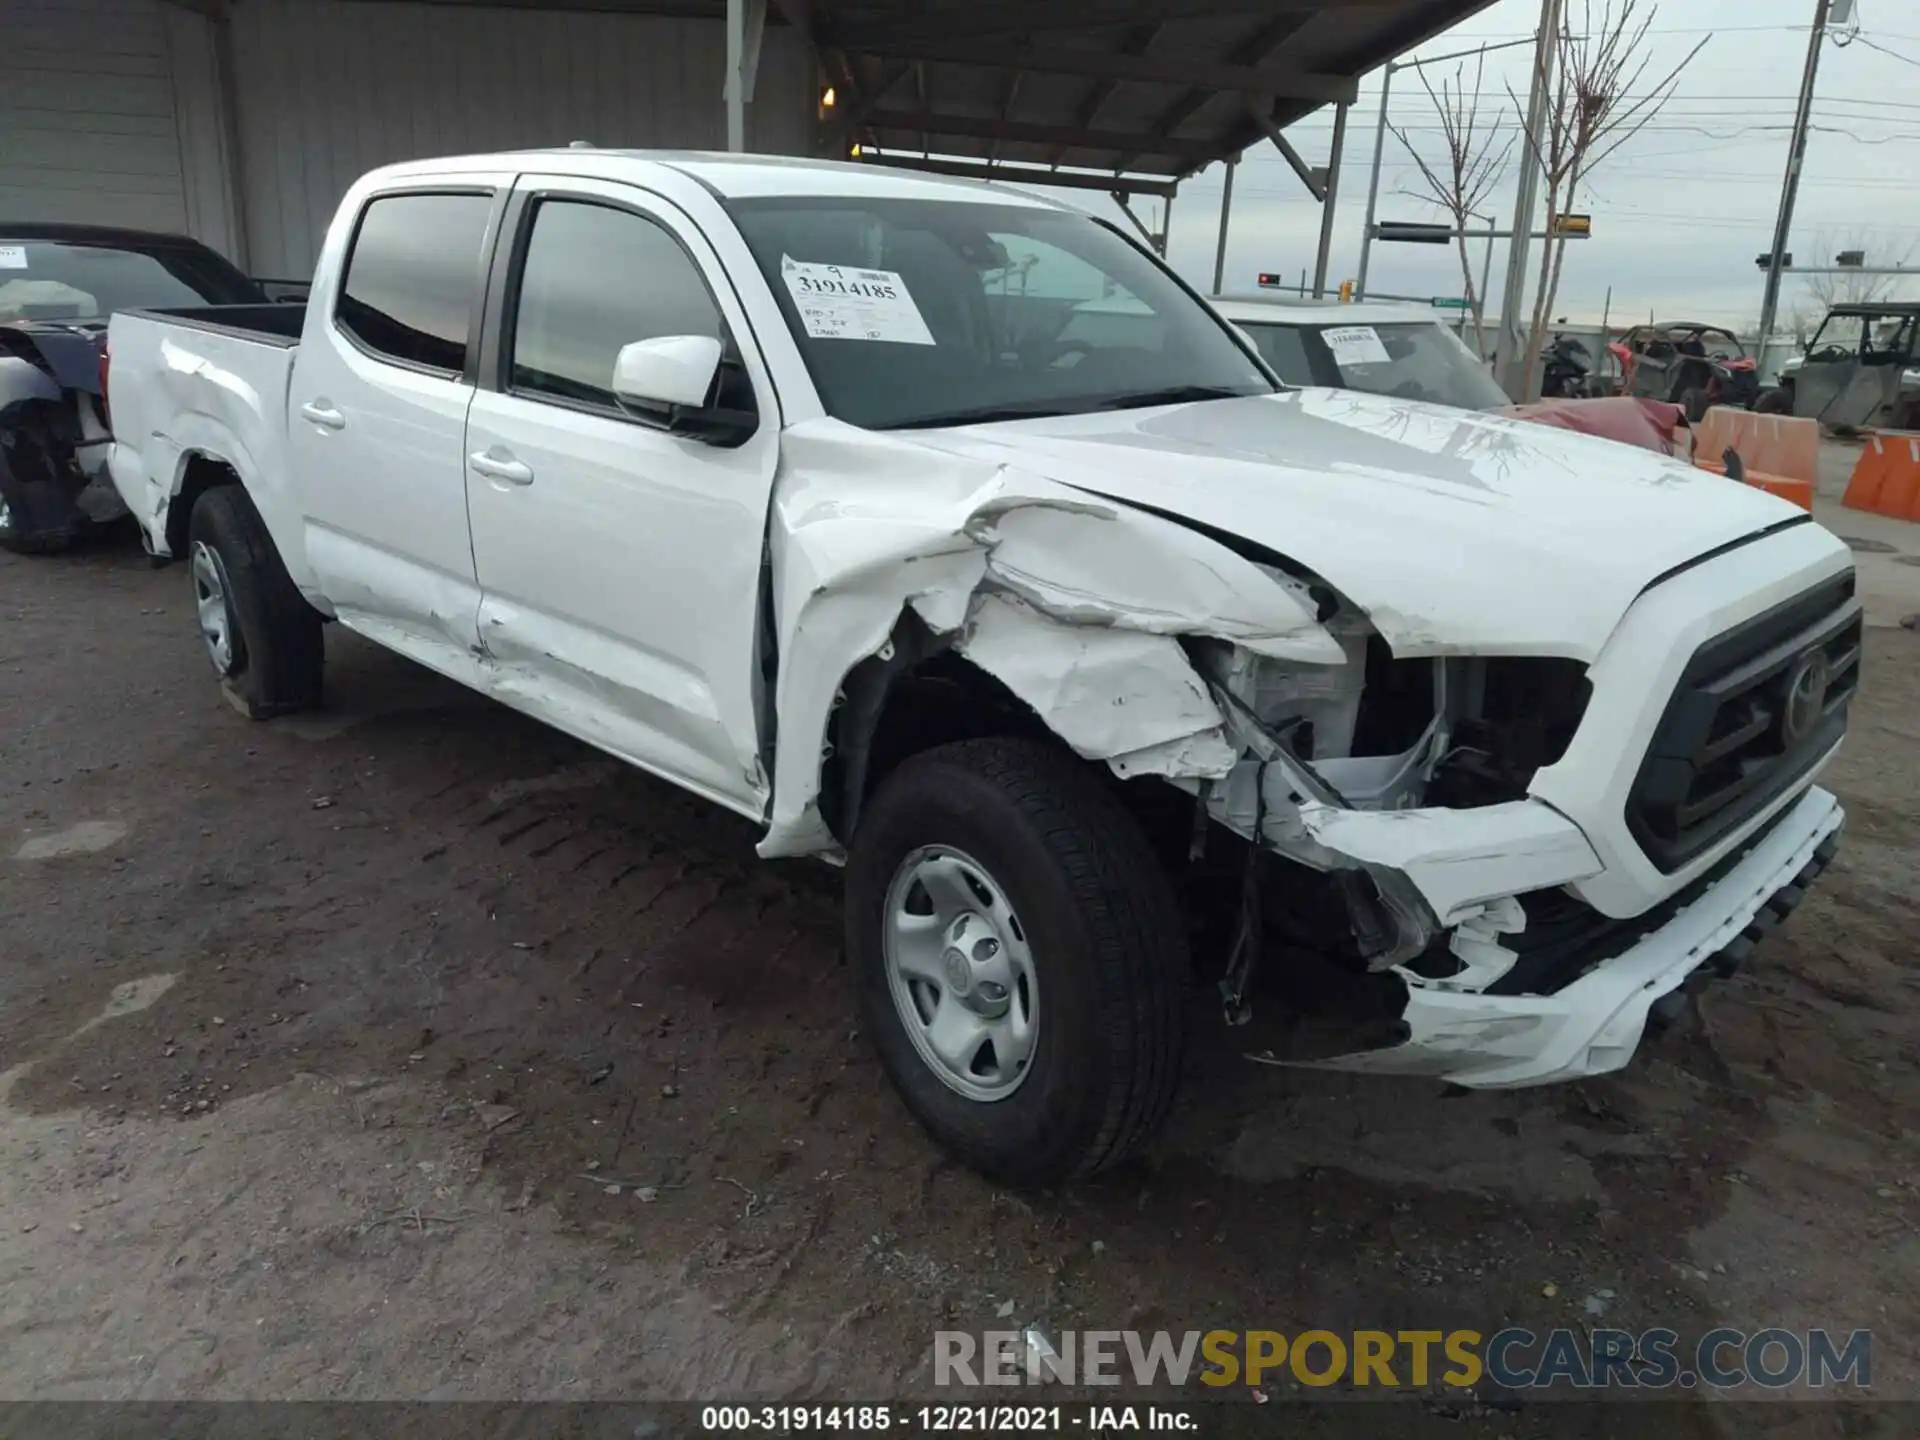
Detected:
[
  {"left": 1837, "top": 249, "right": 1866, "bottom": 267},
  {"left": 1257, "top": 273, "right": 1283, "bottom": 289},
  {"left": 1553, "top": 213, "right": 1593, "bottom": 237},
  {"left": 1376, "top": 221, "right": 1452, "bottom": 244},
  {"left": 1756, "top": 252, "right": 1793, "bottom": 270}
]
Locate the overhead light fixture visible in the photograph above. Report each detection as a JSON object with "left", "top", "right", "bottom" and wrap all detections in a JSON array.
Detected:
[{"left": 821, "top": 86, "right": 837, "bottom": 109}]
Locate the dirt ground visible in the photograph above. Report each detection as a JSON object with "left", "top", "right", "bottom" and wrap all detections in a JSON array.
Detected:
[{"left": 3, "top": 456, "right": 1919, "bottom": 1429}]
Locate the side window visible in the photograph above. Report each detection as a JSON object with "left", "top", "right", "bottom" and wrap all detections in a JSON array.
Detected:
[
  {"left": 1808, "top": 315, "right": 1866, "bottom": 362},
  {"left": 336, "top": 193, "right": 493, "bottom": 373},
  {"left": 510, "top": 199, "right": 722, "bottom": 410}
]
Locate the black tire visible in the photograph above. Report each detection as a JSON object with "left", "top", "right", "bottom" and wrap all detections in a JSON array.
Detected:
[
  {"left": 1754, "top": 386, "right": 1792, "bottom": 416},
  {"left": 186, "top": 485, "right": 323, "bottom": 718},
  {"left": 0, "top": 479, "right": 80, "bottom": 554},
  {"left": 0, "top": 505, "right": 74, "bottom": 555},
  {"left": 1681, "top": 386, "right": 1711, "bottom": 423},
  {"left": 846, "top": 738, "right": 1187, "bottom": 1187}
]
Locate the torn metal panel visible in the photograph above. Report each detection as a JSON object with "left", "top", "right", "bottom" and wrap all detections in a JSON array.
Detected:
[
  {"left": 954, "top": 594, "right": 1236, "bottom": 778},
  {"left": 905, "top": 389, "right": 1808, "bottom": 662},
  {"left": 758, "top": 419, "right": 1341, "bottom": 858},
  {"left": 1196, "top": 748, "right": 1600, "bottom": 928},
  {"left": 1270, "top": 788, "right": 1845, "bottom": 1087},
  {"left": 1298, "top": 798, "right": 1601, "bottom": 927},
  {"left": 970, "top": 502, "right": 1344, "bottom": 663}
]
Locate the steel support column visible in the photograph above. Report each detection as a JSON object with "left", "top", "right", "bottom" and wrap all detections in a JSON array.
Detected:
[
  {"left": 1212, "top": 154, "right": 1237, "bottom": 293},
  {"left": 1311, "top": 100, "right": 1348, "bottom": 298}
]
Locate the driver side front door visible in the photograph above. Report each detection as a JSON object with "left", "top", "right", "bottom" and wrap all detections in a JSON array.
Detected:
[{"left": 461, "top": 178, "right": 782, "bottom": 819}]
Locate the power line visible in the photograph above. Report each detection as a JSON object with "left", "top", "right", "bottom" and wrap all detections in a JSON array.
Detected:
[{"left": 1851, "top": 34, "right": 1920, "bottom": 69}]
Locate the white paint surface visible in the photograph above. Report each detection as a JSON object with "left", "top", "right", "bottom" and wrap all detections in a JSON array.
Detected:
[{"left": 14, "top": 822, "right": 129, "bottom": 861}]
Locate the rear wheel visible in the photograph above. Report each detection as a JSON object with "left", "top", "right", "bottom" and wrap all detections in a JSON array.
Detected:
[
  {"left": 846, "top": 738, "right": 1187, "bottom": 1187},
  {"left": 186, "top": 485, "right": 323, "bottom": 718},
  {"left": 1754, "top": 386, "right": 1792, "bottom": 416}
]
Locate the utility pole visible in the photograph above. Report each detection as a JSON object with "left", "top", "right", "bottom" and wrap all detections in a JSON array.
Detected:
[
  {"left": 1495, "top": 0, "right": 1563, "bottom": 399},
  {"left": 1757, "top": 0, "right": 1843, "bottom": 352},
  {"left": 1355, "top": 64, "right": 1394, "bottom": 300}
]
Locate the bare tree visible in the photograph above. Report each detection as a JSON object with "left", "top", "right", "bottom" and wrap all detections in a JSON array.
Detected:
[
  {"left": 1510, "top": 0, "right": 1707, "bottom": 395},
  {"left": 1390, "top": 48, "right": 1515, "bottom": 360},
  {"left": 1801, "top": 228, "right": 1920, "bottom": 310}
]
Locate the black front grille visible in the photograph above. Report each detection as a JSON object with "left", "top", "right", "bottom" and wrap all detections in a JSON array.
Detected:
[{"left": 1628, "top": 571, "right": 1860, "bottom": 872}]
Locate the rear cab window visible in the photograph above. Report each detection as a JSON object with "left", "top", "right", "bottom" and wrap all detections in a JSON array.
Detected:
[{"left": 335, "top": 192, "right": 495, "bottom": 373}]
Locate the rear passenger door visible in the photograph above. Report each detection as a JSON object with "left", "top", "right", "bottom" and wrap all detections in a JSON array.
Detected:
[
  {"left": 461, "top": 178, "right": 782, "bottom": 817},
  {"left": 288, "top": 180, "right": 506, "bottom": 674}
]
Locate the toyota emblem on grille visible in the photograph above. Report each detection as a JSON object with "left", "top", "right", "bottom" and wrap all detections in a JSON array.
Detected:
[{"left": 1782, "top": 649, "right": 1831, "bottom": 743}]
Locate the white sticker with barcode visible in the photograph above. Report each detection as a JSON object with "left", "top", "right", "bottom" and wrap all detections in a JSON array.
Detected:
[
  {"left": 1323, "top": 324, "right": 1391, "bottom": 367},
  {"left": 0, "top": 246, "right": 27, "bottom": 270},
  {"left": 780, "top": 257, "right": 935, "bottom": 345}
]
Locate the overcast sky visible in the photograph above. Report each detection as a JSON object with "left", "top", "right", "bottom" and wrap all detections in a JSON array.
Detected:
[{"left": 1022, "top": 0, "right": 1920, "bottom": 329}]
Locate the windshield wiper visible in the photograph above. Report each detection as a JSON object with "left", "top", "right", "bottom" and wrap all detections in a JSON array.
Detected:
[
  {"left": 1091, "top": 384, "right": 1250, "bottom": 412},
  {"left": 883, "top": 385, "right": 1254, "bottom": 431}
]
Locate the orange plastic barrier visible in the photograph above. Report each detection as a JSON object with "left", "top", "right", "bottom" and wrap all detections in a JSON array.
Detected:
[
  {"left": 1694, "top": 406, "right": 1819, "bottom": 485},
  {"left": 1695, "top": 457, "right": 1814, "bottom": 511},
  {"left": 1842, "top": 431, "right": 1920, "bottom": 521}
]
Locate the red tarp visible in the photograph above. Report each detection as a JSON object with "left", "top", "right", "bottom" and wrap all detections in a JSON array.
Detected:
[{"left": 1502, "top": 397, "right": 1688, "bottom": 456}]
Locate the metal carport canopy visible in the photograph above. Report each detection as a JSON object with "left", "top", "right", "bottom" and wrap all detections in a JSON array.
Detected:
[{"left": 769, "top": 0, "right": 1500, "bottom": 197}]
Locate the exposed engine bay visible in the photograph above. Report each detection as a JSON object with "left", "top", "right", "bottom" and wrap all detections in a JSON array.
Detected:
[{"left": 1169, "top": 587, "right": 1596, "bottom": 1043}]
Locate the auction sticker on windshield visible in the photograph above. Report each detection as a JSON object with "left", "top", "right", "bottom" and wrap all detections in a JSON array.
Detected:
[
  {"left": 1323, "top": 325, "right": 1390, "bottom": 367},
  {"left": 780, "top": 257, "right": 935, "bottom": 345},
  {"left": 0, "top": 247, "right": 27, "bottom": 270}
]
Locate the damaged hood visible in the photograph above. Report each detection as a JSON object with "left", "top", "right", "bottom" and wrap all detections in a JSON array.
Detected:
[{"left": 905, "top": 388, "right": 1805, "bottom": 660}]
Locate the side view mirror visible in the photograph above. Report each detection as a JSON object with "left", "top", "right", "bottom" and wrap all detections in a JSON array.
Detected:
[
  {"left": 612, "top": 335, "right": 723, "bottom": 411},
  {"left": 611, "top": 334, "right": 757, "bottom": 447}
]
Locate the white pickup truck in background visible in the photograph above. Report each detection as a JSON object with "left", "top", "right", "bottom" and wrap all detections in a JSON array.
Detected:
[{"left": 106, "top": 150, "right": 1859, "bottom": 1186}]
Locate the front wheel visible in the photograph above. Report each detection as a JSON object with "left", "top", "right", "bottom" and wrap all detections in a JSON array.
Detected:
[
  {"left": 846, "top": 738, "right": 1187, "bottom": 1187},
  {"left": 186, "top": 485, "right": 324, "bottom": 718}
]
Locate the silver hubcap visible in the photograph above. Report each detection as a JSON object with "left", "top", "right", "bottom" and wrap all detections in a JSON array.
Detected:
[
  {"left": 884, "top": 846, "right": 1039, "bottom": 1102},
  {"left": 190, "top": 541, "right": 237, "bottom": 675}
]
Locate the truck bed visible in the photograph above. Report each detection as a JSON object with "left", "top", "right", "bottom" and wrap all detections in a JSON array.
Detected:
[
  {"left": 120, "top": 302, "right": 306, "bottom": 347},
  {"left": 104, "top": 305, "right": 305, "bottom": 576}
]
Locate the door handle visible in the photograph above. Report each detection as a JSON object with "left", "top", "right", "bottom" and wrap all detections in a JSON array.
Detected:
[
  {"left": 299, "top": 400, "right": 346, "bottom": 430},
  {"left": 469, "top": 448, "right": 534, "bottom": 486}
]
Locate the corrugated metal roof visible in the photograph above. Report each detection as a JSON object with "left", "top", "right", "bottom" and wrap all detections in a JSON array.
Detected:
[
  {"left": 328, "top": 2, "right": 1501, "bottom": 195},
  {"left": 800, "top": 0, "right": 1502, "bottom": 194}
]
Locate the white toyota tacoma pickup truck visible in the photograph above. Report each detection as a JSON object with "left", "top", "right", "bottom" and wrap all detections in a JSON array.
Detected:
[{"left": 106, "top": 150, "right": 1858, "bottom": 1186}]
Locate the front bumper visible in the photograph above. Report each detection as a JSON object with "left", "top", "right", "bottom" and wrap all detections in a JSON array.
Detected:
[{"left": 1297, "top": 785, "right": 1843, "bottom": 1087}]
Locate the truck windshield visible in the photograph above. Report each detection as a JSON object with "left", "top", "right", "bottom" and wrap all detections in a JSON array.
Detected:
[
  {"left": 0, "top": 240, "right": 260, "bottom": 324},
  {"left": 1239, "top": 318, "right": 1510, "bottom": 412},
  {"left": 729, "top": 196, "right": 1274, "bottom": 429}
]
